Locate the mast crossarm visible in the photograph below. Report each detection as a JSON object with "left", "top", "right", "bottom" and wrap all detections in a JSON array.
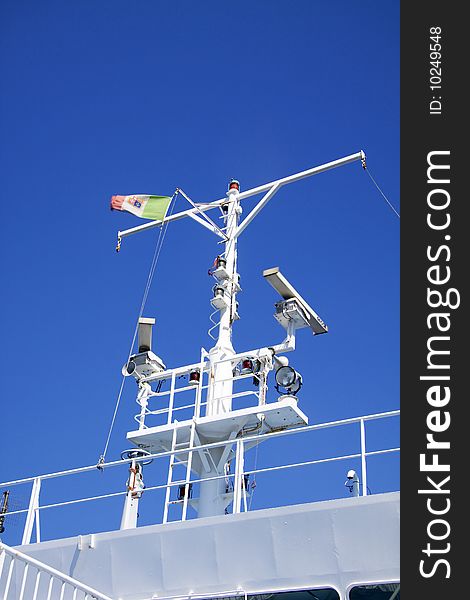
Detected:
[
  {"left": 117, "top": 150, "right": 365, "bottom": 240},
  {"left": 187, "top": 210, "right": 227, "bottom": 240},
  {"left": 234, "top": 183, "right": 281, "bottom": 239},
  {"left": 178, "top": 188, "right": 229, "bottom": 241}
]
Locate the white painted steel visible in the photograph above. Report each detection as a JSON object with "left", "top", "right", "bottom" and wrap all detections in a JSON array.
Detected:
[
  {"left": 197, "top": 184, "right": 240, "bottom": 518},
  {"left": 187, "top": 211, "right": 227, "bottom": 239},
  {"left": 119, "top": 457, "right": 142, "bottom": 530},
  {"left": 167, "top": 371, "right": 177, "bottom": 425},
  {"left": 0, "top": 542, "right": 113, "bottom": 600},
  {"left": 178, "top": 188, "right": 228, "bottom": 241},
  {"left": 117, "top": 151, "right": 365, "bottom": 239},
  {"left": 232, "top": 440, "right": 244, "bottom": 514},
  {"left": 234, "top": 184, "right": 281, "bottom": 239},
  {"left": 360, "top": 418, "right": 368, "bottom": 497},
  {"left": 0, "top": 410, "right": 399, "bottom": 491},
  {"left": 15, "top": 492, "right": 398, "bottom": 600},
  {"left": 1, "top": 411, "right": 398, "bottom": 541},
  {"left": 18, "top": 561, "right": 29, "bottom": 600},
  {"left": 3, "top": 554, "right": 15, "bottom": 598},
  {"left": 32, "top": 569, "right": 41, "bottom": 600},
  {"left": 22, "top": 477, "right": 41, "bottom": 545},
  {"left": 46, "top": 575, "right": 54, "bottom": 600}
]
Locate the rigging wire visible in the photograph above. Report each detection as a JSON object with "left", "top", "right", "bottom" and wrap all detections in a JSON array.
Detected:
[
  {"left": 363, "top": 165, "right": 400, "bottom": 219},
  {"left": 248, "top": 426, "right": 262, "bottom": 510},
  {"left": 97, "top": 191, "right": 179, "bottom": 468}
]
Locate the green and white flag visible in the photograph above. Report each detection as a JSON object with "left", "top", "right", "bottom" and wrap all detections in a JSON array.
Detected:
[{"left": 110, "top": 194, "right": 171, "bottom": 221}]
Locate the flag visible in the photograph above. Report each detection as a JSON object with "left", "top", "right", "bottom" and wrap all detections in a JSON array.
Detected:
[{"left": 110, "top": 194, "right": 172, "bottom": 221}]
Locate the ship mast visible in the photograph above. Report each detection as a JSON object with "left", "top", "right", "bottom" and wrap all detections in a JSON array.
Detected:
[{"left": 117, "top": 151, "right": 366, "bottom": 523}]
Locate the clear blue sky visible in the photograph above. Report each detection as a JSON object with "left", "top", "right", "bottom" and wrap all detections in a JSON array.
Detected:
[{"left": 0, "top": 1, "right": 399, "bottom": 543}]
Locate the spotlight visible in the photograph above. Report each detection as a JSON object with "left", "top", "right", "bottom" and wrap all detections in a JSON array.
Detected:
[{"left": 275, "top": 365, "right": 302, "bottom": 395}]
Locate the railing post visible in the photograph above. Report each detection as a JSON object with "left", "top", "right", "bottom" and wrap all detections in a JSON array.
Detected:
[
  {"left": 195, "top": 350, "right": 205, "bottom": 418},
  {"left": 360, "top": 419, "right": 368, "bottom": 496},
  {"left": 22, "top": 477, "right": 41, "bottom": 545},
  {"left": 167, "top": 371, "right": 176, "bottom": 424}
]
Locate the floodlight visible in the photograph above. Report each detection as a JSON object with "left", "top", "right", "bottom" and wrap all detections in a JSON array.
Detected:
[
  {"left": 275, "top": 366, "right": 296, "bottom": 388},
  {"left": 275, "top": 366, "right": 302, "bottom": 394}
]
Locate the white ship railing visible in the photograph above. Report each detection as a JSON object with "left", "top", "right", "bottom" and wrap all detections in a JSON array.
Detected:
[
  {"left": 133, "top": 354, "right": 267, "bottom": 428},
  {"left": 0, "top": 541, "right": 113, "bottom": 600},
  {"left": 0, "top": 410, "right": 399, "bottom": 546}
]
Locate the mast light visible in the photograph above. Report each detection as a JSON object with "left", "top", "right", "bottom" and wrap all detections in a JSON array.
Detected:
[
  {"left": 189, "top": 369, "right": 200, "bottom": 385},
  {"left": 228, "top": 179, "right": 240, "bottom": 191}
]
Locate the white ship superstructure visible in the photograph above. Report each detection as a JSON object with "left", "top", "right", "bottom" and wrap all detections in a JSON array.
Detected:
[{"left": 0, "top": 153, "right": 400, "bottom": 600}]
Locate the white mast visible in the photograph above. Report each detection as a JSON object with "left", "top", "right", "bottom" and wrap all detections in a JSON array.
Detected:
[
  {"left": 118, "top": 151, "right": 366, "bottom": 522},
  {"left": 206, "top": 182, "right": 240, "bottom": 415},
  {"left": 198, "top": 181, "right": 240, "bottom": 517}
]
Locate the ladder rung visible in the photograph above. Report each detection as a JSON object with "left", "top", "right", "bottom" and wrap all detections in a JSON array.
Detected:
[{"left": 171, "top": 480, "right": 188, "bottom": 485}]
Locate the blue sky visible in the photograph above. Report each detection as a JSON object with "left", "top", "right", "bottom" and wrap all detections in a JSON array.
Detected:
[{"left": 0, "top": 1, "right": 399, "bottom": 542}]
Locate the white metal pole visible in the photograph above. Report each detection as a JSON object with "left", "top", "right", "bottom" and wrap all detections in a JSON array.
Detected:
[
  {"left": 206, "top": 185, "right": 239, "bottom": 416},
  {"left": 198, "top": 184, "right": 240, "bottom": 518},
  {"left": 360, "top": 419, "right": 368, "bottom": 496},
  {"left": 120, "top": 460, "right": 143, "bottom": 529},
  {"left": 22, "top": 477, "right": 41, "bottom": 545}
]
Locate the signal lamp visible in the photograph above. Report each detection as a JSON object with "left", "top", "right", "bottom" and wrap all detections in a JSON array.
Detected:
[
  {"left": 216, "top": 256, "right": 227, "bottom": 269},
  {"left": 228, "top": 179, "right": 240, "bottom": 191},
  {"left": 189, "top": 370, "right": 200, "bottom": 385},
  {"left": 240, "top": 358, "right": 261, "bottom": 375}
]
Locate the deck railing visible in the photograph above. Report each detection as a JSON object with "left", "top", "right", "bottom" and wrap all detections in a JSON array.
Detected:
[
  {"left": 0, "top": 541, "right": 113, "bottom": 600},
  {"left": 0, "top": 410, "right": 399, "bottom": 546}
]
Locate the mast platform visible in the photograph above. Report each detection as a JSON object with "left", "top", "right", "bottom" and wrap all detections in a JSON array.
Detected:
[{"left": 127, "top": 397, "right": 308, "bottom": 452}]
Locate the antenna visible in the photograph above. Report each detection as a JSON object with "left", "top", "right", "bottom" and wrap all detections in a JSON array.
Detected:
[
  {"left": 263, "top": 267, "right": 328, "bottom": 335},
  {"left": 138, "top": 317, "right": 155, "bottom": 352}
]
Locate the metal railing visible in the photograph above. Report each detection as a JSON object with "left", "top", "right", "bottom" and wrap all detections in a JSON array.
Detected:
[
  {"left": 0, "top": 541, "right": 113, "bottom": 600},
  {"left": 0, "top": 410, "right": 399, "bottom": 546},
  {"left": 134, "top": 364, "right": 265, "bottom": 429}
]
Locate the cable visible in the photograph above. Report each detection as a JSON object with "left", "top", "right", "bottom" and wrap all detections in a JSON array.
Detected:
[
  {"left": 364, "top": 166, "right": 400, "bottom": 219},
  {"left": 248, "top": 425, "right": 262, "bottom": 510},
  {"left": 97, "top": 191, "right": 179, "bottom": 468}
]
